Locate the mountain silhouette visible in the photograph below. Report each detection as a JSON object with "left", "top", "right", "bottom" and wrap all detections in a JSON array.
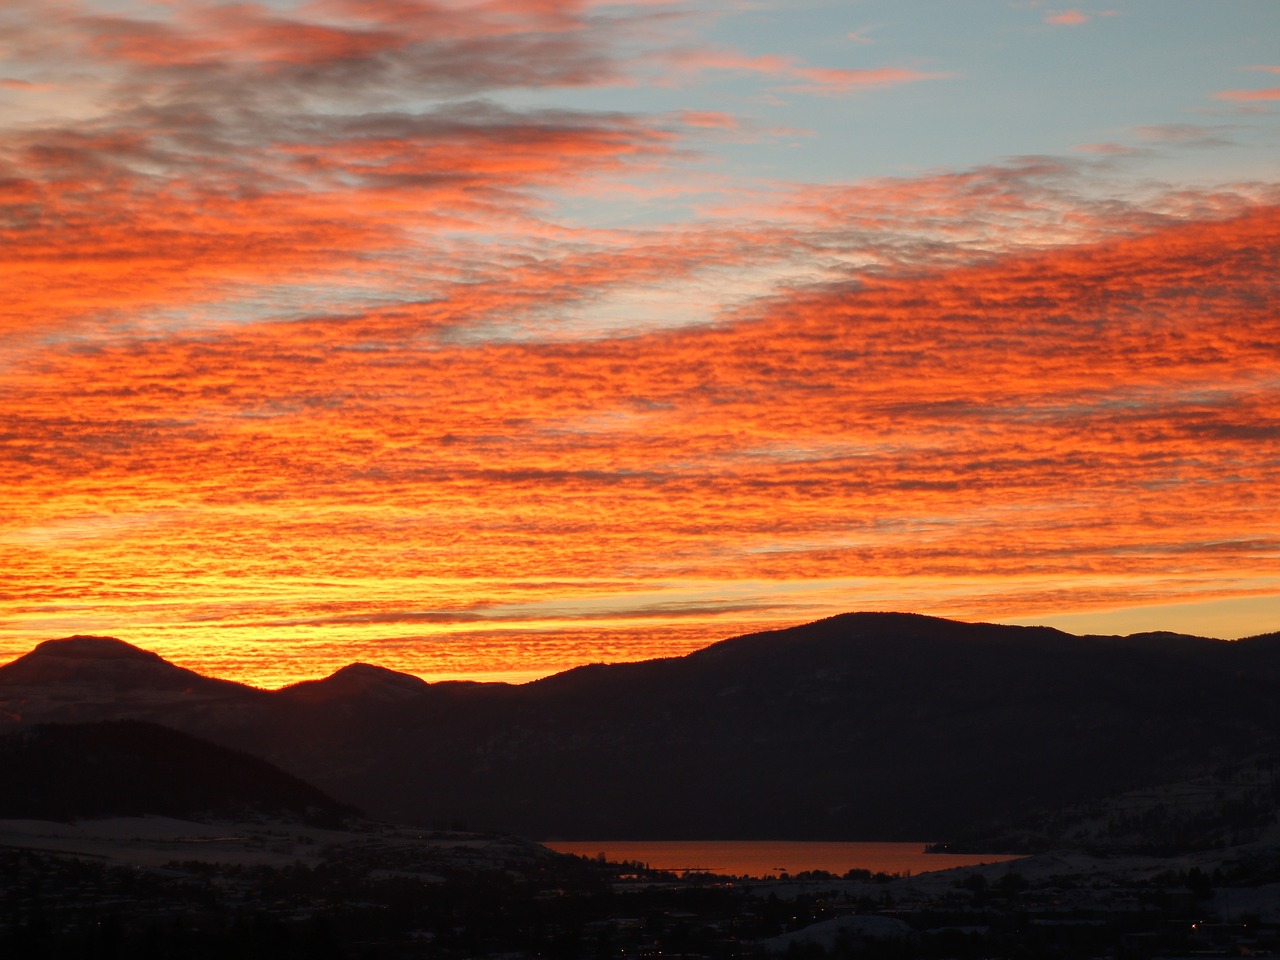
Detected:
[
  {"left": 0, "top": 634, "right": 261, "bottom": 707},
  {"left": 3, "top": 613, "right": 1280, "bottom": 841},
  {"left": 0, "top": 720, "right": 354, "bottom": 825},
  {"left": 279, "top": 662, "right": 431, "bottom": 704}
]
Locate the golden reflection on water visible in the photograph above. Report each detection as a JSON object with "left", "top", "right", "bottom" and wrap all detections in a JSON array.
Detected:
[{"left": 543, "top": 840, "right": 1022, "bottom": 879}]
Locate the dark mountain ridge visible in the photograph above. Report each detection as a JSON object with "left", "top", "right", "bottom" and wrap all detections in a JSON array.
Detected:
[
  {"left": 0, "top": 720, "right": 354, "bottom": 825},
  {"left": 0, "top": 634, "right": 262, "bottom": 708},
  {"left": 0, "top": 635, "right": 243, "bottom": 691},
  {"left": 3, "top": 612, "right": 1279, "bottom": 843},
  {"left": 278, "top": 662, "right": 431, "bottom": 704}
]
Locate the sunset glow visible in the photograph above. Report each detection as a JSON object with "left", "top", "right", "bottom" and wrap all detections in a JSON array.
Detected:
[{"left": 3, "top": 1, "right": 1279, "bottom": 686}]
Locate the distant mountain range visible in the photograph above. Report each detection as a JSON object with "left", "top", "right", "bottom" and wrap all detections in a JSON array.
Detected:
[{"left": 4, "top": 613, "right": 1280, "bottom": 844}]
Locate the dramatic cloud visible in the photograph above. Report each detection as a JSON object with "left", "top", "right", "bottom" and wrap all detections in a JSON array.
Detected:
[
  {"left": 5, "top": 182, "right": 1278, "bottom": 681},
  {"left": 2, "top": 0, "right": 1278, "bottom": 684}
]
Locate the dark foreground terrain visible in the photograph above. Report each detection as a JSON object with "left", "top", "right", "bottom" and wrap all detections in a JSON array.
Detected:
[
  {"left": 8, "top": 613, "right": 1280, "bottom": 956},
  {"left": 6, "top": 813, "right": 1280, "bottom": 959},
  {"left": 3, "top": 714, "right": 1280, "bottom": 958}
]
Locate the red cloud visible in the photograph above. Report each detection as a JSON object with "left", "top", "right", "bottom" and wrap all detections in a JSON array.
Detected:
[
  {"left": 2, "top": 0, "right": 1277, "bottom": 684},
  {"left": 11, "top": 0, "right": 627, "bottom": 95},
  {"left": 4, "top": 198, "right": 1277, "bottom": 683},
  {"left": 1045, "top": 10, "right": 1090, "bottom": 25},
  {"left": 1215, "top": 87, "right": 1280, "bottom": 102},
  {"left": 0, "top": 100, "right": 677, "bottom": 343},
  {"left": 660, "top": 47, "right": 948, "bottom": 95},
  {"left": 785, "top": 65, "right": 951, "bottom": 95},
  {"left": 676, "top": 111, "right": 740, "bottom": 129}
]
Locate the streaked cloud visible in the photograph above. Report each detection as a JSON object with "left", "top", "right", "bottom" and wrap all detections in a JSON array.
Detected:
[
  {"left": 657, "top": 47, "right": 949, "bottom": 95},
  {"left": 4, "top": 175, "right": 1277, "bottom": 679},
  {"left": 1214, "top": 65, "right": 1280, "bottom": 103},
  {"left": 1, "top": 0, "right": 1278, "bottom": 684},
  {"left": 783, "top": 65, "right": 951, "bottom": 96},
  {"left": 1073, "top": 142, "right": 1139, "bottom": 155},
  {"left": 1216, "top": 87, "right": 1280, "bottom": 103},
  {"left": 1045, "top": 9, "right": 1089, "bottom": 26}
]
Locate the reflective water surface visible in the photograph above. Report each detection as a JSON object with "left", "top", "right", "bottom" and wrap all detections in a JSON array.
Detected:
[{"left": 543, "top": 840, "right": 1022, "bottom": 878}]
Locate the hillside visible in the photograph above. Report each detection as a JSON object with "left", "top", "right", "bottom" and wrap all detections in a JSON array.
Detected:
[
  {"left": 4, "top": 613, "right": 1280, "bottom": 843},
  {"left": 0, "top": 720, "right": 354, "bottom": 825}
]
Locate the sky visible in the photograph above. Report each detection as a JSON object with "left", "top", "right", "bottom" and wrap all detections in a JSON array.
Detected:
[{"left": 2, "top": 0, "right": 1278, "bottom": 688}]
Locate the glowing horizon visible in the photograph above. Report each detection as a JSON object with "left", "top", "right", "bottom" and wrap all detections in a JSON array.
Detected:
[{"left": 3, "top": 1, "right": 1278, "bottom": 687}]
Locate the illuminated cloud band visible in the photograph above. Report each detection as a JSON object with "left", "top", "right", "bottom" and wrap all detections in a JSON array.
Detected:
[{"left": 2, "top": 0, "right": 1277, "bottom": 684}]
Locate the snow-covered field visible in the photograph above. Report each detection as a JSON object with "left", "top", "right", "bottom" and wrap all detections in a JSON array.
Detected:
[{"left": 0, "top": 815, "right": 550, "bottom": 870}]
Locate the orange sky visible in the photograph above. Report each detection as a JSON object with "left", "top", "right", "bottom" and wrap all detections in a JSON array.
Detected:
[{"left": 2, "top": 1, "right": 1278, "bottom": 686}]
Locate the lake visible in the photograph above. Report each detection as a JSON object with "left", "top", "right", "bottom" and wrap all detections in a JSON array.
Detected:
[{"left": 543, "top": 840, "right": 1022, "bottom": 879}]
